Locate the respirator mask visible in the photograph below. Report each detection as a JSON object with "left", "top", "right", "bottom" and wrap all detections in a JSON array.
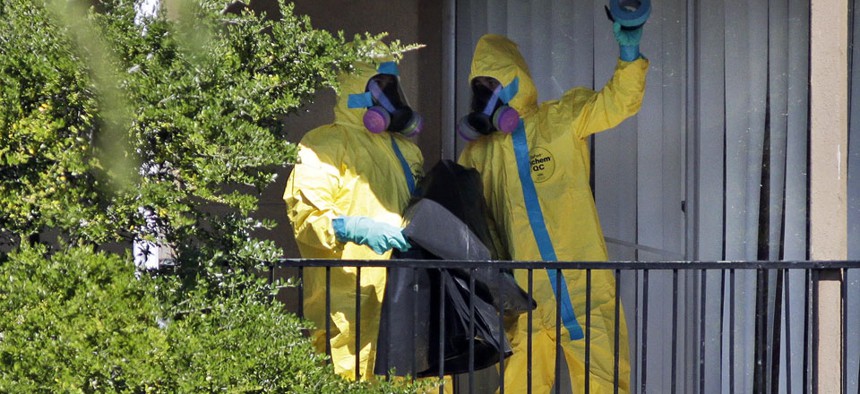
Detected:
[
  {"left": 456, "top": 76, "right": 520, "bottom": 141},
  {"left": 347, "top": 62, "right": 424, "bottom": 137}
]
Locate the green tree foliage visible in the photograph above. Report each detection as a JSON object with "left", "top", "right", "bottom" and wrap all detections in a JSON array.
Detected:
[
  {"left": 0, "top": 0, "right": 415, "bottom": 271},
  {"left": 0, "top": 245, "right": 430, "bottom": 392},
  {"left": 0, "top": 0, "right": 428, "bottom": 391},
  {"left": 0, "top": 0, "right": 104, "bottom": 245}
]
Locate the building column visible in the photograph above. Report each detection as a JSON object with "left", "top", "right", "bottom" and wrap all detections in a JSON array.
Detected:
[{"left": 809, "top": 0, "right": 848, "bottom": 392}]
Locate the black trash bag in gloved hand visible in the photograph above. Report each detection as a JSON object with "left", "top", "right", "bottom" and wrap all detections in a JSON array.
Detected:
[
  {"left": 374, "top": 160, "right": 535, "bottom": 378},
  {"left": 409, "top": 160, "right": 533, "bottom": 316}
]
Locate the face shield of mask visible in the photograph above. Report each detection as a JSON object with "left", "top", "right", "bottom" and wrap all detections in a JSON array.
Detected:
[
  {"left": 470, "top": 77, "right": 502, "bottom": 113},
  {"left": 466, "top": 77, "right": 503, "bottom": 133},
  {"left": 362, "top": 74, "right": 424, "bottom": 136},
  {"left": 456, "top": 76, "right": 520, "bottom": 141}
]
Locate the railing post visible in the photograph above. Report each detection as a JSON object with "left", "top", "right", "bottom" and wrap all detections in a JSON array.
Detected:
[
  {"left": 809, "top": 0, "right": 848, "bottom": 392},
  {"left": 814, "top": 269, "right": 843, "bottom": 393}
]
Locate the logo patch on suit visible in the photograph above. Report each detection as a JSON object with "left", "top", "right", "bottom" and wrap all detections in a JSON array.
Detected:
[{"left": 529, "top": 147, "right": 555, "bottom": 183}]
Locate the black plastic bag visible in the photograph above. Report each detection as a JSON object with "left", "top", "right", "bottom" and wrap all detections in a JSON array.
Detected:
[
  {"left": 405, "top": 160, "right": 533, "bottom": 315},
  {"left": 375, "top": 160, "right": 535, "bottom": 378}
]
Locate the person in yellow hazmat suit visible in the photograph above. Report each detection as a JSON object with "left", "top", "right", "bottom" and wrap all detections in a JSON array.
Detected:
[
  {"left": 284, "top": 59, "right": 424, "bottom": 381},
  {"left": 455, "top": 18, "right": 649, "bottom": 394}
]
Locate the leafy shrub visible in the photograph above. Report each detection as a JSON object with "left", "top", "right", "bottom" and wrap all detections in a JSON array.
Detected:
[
  {"left": 0, "top": 245, "right": 429, "bottom": 393},
  {"left": 0, "top": 0, "right": 426, "bottom": 391},
  {"left": 0, "top": 0, "right": 105, "bottom": 245},
  {"left": 0, "top": 0, "right": 414, "bottom": 273}
]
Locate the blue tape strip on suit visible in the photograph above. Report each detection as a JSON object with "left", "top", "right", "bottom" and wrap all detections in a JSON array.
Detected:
[
  {"left": 377, "top": 61, "right": 400, "bottom": 76},
  {"left": 347, "top": 92, "right": 374, "bottom": 109},
  {"left": 499, "top": 76, "right": 519, "bottom": 104},
  {"left": 511, "top": 121, "right": 584, "bottom": 340},
  {"left": 390, "top": 135, "right": 415, "bottom": 194}
]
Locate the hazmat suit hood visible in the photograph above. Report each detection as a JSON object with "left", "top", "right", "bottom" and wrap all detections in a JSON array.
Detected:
[
  {"left": 469, "top": 34, "right": 539, "bottom": 117},
  {"left": 332, "top": 61, "right": 381, "bottom": 128}
]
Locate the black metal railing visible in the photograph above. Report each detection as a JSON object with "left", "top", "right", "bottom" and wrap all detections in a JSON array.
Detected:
[{"left": 267, "top": 259, "right": 860, "bottom": 394}]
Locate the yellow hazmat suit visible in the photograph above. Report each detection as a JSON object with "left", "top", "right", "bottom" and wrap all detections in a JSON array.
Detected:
[
  {"left": 284, "top": 61, "right": 423, "bottom": 380},
  {"left": 457, "top": 34, "right": 648, "bottom": 393}
]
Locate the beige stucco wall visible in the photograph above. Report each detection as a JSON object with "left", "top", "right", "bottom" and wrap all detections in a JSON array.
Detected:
[{"left": 810, "top": 0, "right": 848, "bottom": 391}]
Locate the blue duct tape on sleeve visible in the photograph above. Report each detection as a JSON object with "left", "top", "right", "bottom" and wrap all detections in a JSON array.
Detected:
[{"left": 607, "top": 0, "right": 651, "bottom": 28}]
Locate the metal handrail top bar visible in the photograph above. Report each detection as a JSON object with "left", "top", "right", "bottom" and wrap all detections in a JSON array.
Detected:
[{"left": 272, "top": 258, "right": 860, "bottom": 270}]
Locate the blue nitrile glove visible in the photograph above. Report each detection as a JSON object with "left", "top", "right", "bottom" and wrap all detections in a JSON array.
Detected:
[
  {"left": 613, "top": 22, "right": 643, "bottom": 61},
  {"left": 332, "top": 216, "right": 411, "bottom": 255}
]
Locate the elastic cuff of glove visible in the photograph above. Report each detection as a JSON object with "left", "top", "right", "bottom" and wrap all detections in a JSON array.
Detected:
[
  {"left": 332, "top": 217, "right": 348, "bottom": 242},
  {"left": 620, "top": 45, "right": 640, "bottom": 62}
]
